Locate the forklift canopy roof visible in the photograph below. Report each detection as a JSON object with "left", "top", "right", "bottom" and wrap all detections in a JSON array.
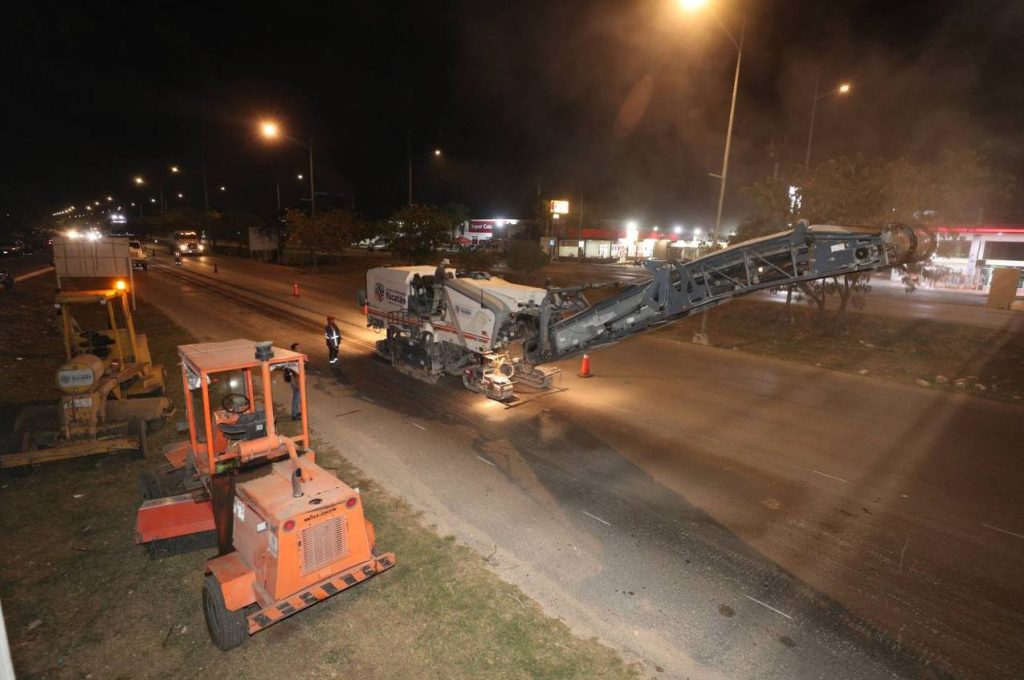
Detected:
[
  {"left": 179, "top": 339, "right": 304, "bottom": 373},
  {"left": 56, "top": 289, "right": 126, "bottom": 304}
]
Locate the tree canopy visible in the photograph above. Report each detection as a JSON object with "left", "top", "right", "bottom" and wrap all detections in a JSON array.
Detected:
[
  {"left": 283, "top": 208, "right": 360, "bottom": 268},
  {"left": 739, "top": 149, "right": 1015, "bottom": 242},
  {"left": 384, "top": 204, "right": 457, "bottom": 263}
]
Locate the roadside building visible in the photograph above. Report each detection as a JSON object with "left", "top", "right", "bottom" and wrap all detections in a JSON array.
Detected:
[
  {"left": 890, "top": 225, "right": 1024, "bottom": 293},
  {"left": 550, "top": 220, "right": 724, "bottom": 262},
  {"left": 453, "top": 219, "right": 522, "bottom": 247}
]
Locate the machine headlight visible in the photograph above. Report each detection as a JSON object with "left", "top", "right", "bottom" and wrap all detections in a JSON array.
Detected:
[
  {"left": 198, "top": 244, "right": 204, "bottom": 251},
  {"left": 179, "top": 244, "right": 187, "bottom": 251}
]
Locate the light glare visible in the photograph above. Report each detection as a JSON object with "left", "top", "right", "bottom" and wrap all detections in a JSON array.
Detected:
[
  {"left": 260, "top": 120, "right": 280, "bottom": 139},
  {"left": 679, "top": 0, "right": 708, "bottom": 11}
]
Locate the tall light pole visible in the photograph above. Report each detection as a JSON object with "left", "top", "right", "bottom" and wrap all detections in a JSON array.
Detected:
[
  {"left": 133, "top": 176, "right": 146, "bottom": 218},
  {"left": 275, "top": 174, "right": 305, "bottom": 213},
  {"left": 681, "top": 0, "right": 745, "bottom": 245},
  {"left": 805, "top": 74, "right": 851, "bottom": 170},
  {"left": 260, "top": 120, "right": 317, "bottom": 216},
  {"left": 407, "top": 134, "right": 442, "bottom": 206}
]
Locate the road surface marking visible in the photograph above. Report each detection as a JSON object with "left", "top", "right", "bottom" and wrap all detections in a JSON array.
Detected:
[
  {"left": 412, "top": 422, "right": 427, "bottom": 431},
  {"left": 744, "top": 595, "right": 793, "bottom": 620},
  {"left": 981, "top": 523, "right": 1024, "bottom": 540},
  {"left": 363, "top": 396, "right": 375, "bottom": 403},
  {"left": 812, "top": 470, "right": 849, "bottom": 483},
  {"left": 583, "top": 511, "right": 612, "bottom": 527},
  {"left": 475, "top": 455, "right": 497, "bottom": 467}
]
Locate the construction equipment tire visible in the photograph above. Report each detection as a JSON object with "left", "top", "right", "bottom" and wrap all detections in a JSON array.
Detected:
[{"left": 202, "top": 574, "right": 247, "bottom": 651}]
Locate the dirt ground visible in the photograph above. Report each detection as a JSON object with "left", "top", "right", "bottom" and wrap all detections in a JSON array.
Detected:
[
  {"left": 654, "top": 297, "right": 1024, "bottom": 403},
  {"left": 0, "top": 275, "right": 637, "bottom": 680}
]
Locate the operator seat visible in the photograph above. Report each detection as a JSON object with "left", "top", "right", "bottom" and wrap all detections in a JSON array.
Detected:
[{"left": 217, "top": 409, "right": 268, "bottom": 441}]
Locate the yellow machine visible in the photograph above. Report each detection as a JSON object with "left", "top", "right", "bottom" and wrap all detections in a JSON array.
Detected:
[
  {"left": 2, "top": 283, "right": 172, "bottom": 469},
  {"left": 57, "top": 283, "right": 166, "bottom": 397}
]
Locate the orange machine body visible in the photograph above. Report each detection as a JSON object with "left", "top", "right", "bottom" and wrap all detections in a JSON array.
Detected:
[{"left": 134, "top": 339, "right": 393, "bottom": 647}]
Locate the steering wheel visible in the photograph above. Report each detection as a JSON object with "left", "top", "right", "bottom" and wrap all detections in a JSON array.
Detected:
[{"left": 221, "top": 393, "right": 251, "bottom": 414}]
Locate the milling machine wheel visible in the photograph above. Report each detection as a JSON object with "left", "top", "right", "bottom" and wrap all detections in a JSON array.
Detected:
[{"left": 202, "top": 574, "right": 248, "bottom": 651}]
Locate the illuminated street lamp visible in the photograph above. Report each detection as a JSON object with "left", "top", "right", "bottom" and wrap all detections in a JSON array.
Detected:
[
  {"left": 134, "top": 176, "right": 144, "bottom": 185},
  {"left": 260, "top": 121, "right": 280, "bottom": 139},
  {"left": 219, "top": 185, "right": 227, "bottom": 192},
  {"left": 805, "top": 75, "right": 852, "bottom": 169},
  {"left": 170, "top": 165, "right": 180, "bottom": 174},
  {"left": 679, "top": 0, "right": 743, "bottom": 245},
  {"left": 407, "top": 133, "right": 443, "bottom": 206},
  {"left": 275, "top": 172, "right": 307, "bottom": 212},
  {"left": 260, "top": 119, "right": 316, "bottom": 215}
]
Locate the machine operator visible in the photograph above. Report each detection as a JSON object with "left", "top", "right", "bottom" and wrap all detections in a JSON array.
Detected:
[{"left": 433, "top": 258, "right": 450, "bottom": 313}]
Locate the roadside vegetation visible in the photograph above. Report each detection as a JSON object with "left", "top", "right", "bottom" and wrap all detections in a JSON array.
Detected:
[
  {"left": 662, "top": 296, "right": 1024, "bottom": 403},
  {"left": 0, "top": 274, "right": 637, "bottom": 680}
]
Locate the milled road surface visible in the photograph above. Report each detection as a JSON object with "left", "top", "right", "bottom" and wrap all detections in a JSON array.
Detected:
[{"left": 134, "top": 253, "right": 1024, "bottom": 679}]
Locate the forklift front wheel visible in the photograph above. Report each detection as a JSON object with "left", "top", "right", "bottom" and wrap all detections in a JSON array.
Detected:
[{"left": 202, "top": 575, "right": 248, "bottom": 651}]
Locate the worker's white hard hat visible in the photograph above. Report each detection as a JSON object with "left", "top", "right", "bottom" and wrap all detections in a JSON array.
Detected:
[{"left": 441, "top": 258, "right": 450, "bottom": 265}]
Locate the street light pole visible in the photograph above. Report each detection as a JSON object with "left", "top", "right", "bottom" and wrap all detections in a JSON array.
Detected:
[
  {"left": 307, "top": 136, "right": 316, "bottom": 216},
  {"left": 407, "top": 132, "right": 413, "bottom": 206},
  {"left": 201, "top": 163, "right": 210, "bottom": 228},
  {"left": 712, "top": 14, "right": 744, "bottom": 245},
  {"left": 805, "top": 69, "right": 821, "bottom": 170},
  {"left": 804, "top": 74, "right": 851, "bottom": 170}
]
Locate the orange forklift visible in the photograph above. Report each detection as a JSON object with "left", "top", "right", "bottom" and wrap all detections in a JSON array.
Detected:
[{"left": 135, "top": 339, "right": 394, "bottom": 650}]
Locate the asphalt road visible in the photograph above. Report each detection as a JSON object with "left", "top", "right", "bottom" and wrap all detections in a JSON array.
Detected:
[{"left": 133, "top": 253, "right": 1024, "bottom": 679}]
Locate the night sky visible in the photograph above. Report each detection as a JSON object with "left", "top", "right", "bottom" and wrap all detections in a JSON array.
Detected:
[{"left": 2, "top": 0, "right": 1022, "bottom": 230}]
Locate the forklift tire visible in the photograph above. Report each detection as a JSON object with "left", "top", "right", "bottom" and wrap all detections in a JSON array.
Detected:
[
  {"left": 202, "top": 574, "right": 248, "bottom": 651},
  {"left": 129, "top": 418, "right": 148, "bottom": 460}
]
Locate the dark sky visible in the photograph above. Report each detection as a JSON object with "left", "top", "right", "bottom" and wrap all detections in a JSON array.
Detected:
[{"left": 2, "top": 0, "right": 1022, "bottom": 230}]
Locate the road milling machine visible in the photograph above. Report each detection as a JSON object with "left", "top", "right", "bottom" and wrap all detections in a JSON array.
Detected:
[
  {"left": 2, "top": 284, "right": 171, "bottom": 469},
  {"left": 361, "top": 222, "right": 936, "bottom": 401},
  {"left": 135, "top": 339, "right": 394, "bottom": 650}
]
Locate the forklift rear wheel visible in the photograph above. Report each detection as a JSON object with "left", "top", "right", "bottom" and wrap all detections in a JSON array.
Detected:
[{"left": 202, "top": 574, "right": 248, "bottom": 651}]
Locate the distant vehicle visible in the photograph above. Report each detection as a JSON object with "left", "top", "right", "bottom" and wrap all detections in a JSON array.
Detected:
[
  {"left": 129, "top": 240, "right": 149, "bottom": 270},
  {"left": 1, "top": 243, "right": 22, "bottom": 256},
  {"left": 173, "top": 230, "right": 204, "bottom": 255}
]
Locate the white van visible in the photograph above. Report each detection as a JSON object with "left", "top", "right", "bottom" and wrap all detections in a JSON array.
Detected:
[{"left": 129, "top": 240, "right": 149, "bottom": 270}]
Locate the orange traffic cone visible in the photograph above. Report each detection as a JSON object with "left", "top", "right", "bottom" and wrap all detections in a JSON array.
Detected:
[
  {"left": 362, "top": 302, "right": 369, "bottom": 315},
  {"left": 578, "top": 353, "right": 592, "bottom": 378},
  {"left": 292, "top": 282, "right": 300, "bottom": 297}
]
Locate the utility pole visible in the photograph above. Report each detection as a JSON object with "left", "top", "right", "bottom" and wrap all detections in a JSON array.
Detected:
[
  {"left": 406, "top": 131, "right": 413, "bottom": 206},
  {"left": 201, "top": 168, "right": 211, "bottom": 227},
  {"left": 712, "top": 14, "right": 745, "bottom": 245},
  {"left": 307, "top": 136, "right": 316, "bottom": 216},
  {"left": 805, "top": 69, "right": 821, "bottom": 170}
]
